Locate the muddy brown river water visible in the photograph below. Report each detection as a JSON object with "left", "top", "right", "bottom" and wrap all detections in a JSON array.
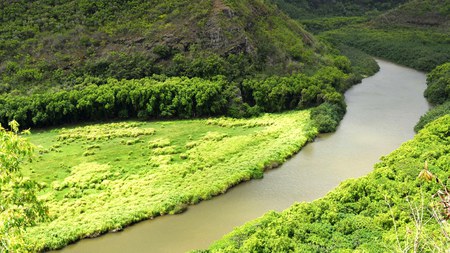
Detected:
[{"left": 56, "top": 60, "right": 429, "bottom": 253}]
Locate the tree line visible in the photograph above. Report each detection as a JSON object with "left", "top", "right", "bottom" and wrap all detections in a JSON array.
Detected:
[{"left": 0, "top": 66, "right": 352, "bottom": 131}]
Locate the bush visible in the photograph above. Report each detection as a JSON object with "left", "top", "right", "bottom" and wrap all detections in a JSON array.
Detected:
[
  {"left": 415, "top": 101, "right": 450, "bottom": 132},
  {"left": 310, "top": 102, "right": 346, "bottom": 133},
  {"left": 424, "top": 63, "right": 450, "bottom": 105}
]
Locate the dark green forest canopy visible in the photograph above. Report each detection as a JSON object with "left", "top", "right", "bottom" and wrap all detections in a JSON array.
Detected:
[{"left": 0, "top": 0, "right": 338, "bottom": 94}]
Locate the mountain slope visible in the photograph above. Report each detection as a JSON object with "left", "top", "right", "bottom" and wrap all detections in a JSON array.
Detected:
[
  {"left": 373, "top": 0, "right": 450, "bottom": 28},
  {"left": 308, "top": 0, "right": 450, "bottom": 72},
  {"left": 270, "top": 0, "right": 408, "bottom": 19},
  {"left": 0, "top": 0, "right": 332, "bottom": 94}
]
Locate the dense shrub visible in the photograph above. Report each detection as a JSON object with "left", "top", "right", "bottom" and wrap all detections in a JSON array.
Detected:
[
  {"left": 242, "top": 66, "right": 348, "bottom": 111},
  {"left": 334, "top": 44, "right": 380, "bottom": 78},
  {"left": 415, "top": 101, "right": 450, "bottom": 132},
  {"left": 424, "top": 63, "right": 450, "bottom": 105},
  {"left": 416, "top": 63, "right": 450, "bottom": 132},
  {"left": 310, "top": 102, "right": 346, "bottom": 132}
]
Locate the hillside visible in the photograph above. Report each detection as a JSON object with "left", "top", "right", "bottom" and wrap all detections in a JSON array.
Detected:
[
  {"left": 0, "top": 0, "right": 333, "bottom": 94},
  {"left": 270, "top": 0, "right": 407, "bottom": 19},
  {"left": 0, "top": 0, "right": 375, "bottom": 133},
  {"left": 373, "top": 0, "right": 450, "bottom": 28},
  {"left": 269, "top": 0, "right": 449, "bottom": 71},
  {"left": 311, "top": 0, "right": 450, "bottom": 71}
]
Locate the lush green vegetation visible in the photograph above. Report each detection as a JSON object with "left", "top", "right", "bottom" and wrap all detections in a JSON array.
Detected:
[
  {"left": 321, "top": 0, "right": 449, "bottom": 72},
  {"left": 323, "top": 26, "right": 450, "bottom": 72},
  {"left": 0, "top": 122, "right": 47, "bottom": 252},
  {"left": 270, "top": 0, "right": 449, "bottom": 72},
  {"left": 0, "top": 0, "right": 372, "bottom": 136},
  {"left": 200, "top": 115, "right": 450, "bottom": 252},
  {"left": 415, "top": 101, "right": 450, "bottom": 132},
  {"left": 0, "top": 0, "right": 340, "bottom": 94},
  {"left": 424, "top": 63, "right": 450, "bottom": 106},
  {"left": 333, "top": 44, "right": 380, "bottom": 78},
  {"left": 270, "top": 0, "right": 407, "bottom": 19},
  {"left": 0, "top": 64, "right": 353, "bottom": 132},
  {"left": 20, "top": 111, "right": 317, "bottom": 251},
  {"left": 301, "top": 16, "right": 368, "bottom": 34},
  {"left": 415, "top": 63, "right": 450, "bottom": 132}
]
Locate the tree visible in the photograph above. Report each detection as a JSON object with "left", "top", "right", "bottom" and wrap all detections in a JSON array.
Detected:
[{"left": 0, "top": 121, "right": 47, "bottom": 252}]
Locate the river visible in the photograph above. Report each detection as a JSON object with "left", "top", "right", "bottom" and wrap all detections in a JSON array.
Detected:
[{"left": 57, "top": 60, "right": 429, "bottom": 253}]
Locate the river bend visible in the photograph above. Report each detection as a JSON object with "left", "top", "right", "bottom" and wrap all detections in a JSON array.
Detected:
[{"left": 58, "top": 59, "right": 429, "bottom": 253}]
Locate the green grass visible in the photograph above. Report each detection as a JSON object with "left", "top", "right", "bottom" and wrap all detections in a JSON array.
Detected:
[
  {"left": 199, "top": 115, "right": 450, "bottom": 252},
  {"left": 22, "top": 110, "right": 317, "bottom": 251}
]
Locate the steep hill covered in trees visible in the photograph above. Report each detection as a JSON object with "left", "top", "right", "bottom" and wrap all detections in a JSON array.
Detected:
[
  {"left": 1, "top": 0, "right": 370, "bottom": 133},
  {"left": 0, "top": 0, "right": 333, "bottom": 94}
]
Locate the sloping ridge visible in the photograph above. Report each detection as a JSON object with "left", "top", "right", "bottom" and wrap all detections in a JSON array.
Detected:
[
  {"left": 374, "top": 0, "right": 450, "bottom": 28},
  {"left": 0, "top": 0, "right": 330, "bottom": 92}
]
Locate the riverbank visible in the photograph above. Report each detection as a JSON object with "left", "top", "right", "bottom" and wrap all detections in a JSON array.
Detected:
[
  {"left": 23, "top": 111, "right": 317, "bottom": 251},
  {"left": 53, "top": 60, "right": 430, "bottom": 253},
  {"left": 204, "top": 115, "right": 450, "bottom": 252}
]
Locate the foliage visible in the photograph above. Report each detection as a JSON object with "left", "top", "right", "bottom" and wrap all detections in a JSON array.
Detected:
[
  {"left": 21, "top": 111, "right": 317, "bottom": 251},
  {"left": 301, "top": 16, "right": 368, "bottom": 34},
  {"left": 0, "top": 64, "right": 354, "bottom": 132},
  {"left": 310, "top": 102, "right": 346, "bottom": 133},
  {"left": 0, "top": 121, "right": 47, "bottom": 252},
  {"left": 242, "top": 66, "right": 348, "bottom": 111},
  {"left": 269, "top": 0, "right": 407, "bottom": 19},
  {"left": 414, "top": 63, "right": 450, "bottom": 132},
  {"left": 416, "top": 63, "right": 450, "bottom": 132},
  {"left": 333, "top": 44, "right": 380, "bottom": 78},
  {"left": 415, "top": 101, "right": 450, "bottom": 132},
  {"left": 0, "top": 0, "right": 337, "bottom": 93},
  {"left": 203, "top": 115, "right": 450, "bottom": 252},
  {"left": 323, "top": 26, "right": 450, "bottom": 72},
  {"left": 0, "top": 76, "right": 235, "bottom": 128},
  {"left": 424, "top": 63, "right": 450, "bottom": 106}
]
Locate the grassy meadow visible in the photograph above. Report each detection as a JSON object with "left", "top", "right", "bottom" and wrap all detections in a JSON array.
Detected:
[{"left": 21, "top": 110, "right": 317, "bottom": 251}]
